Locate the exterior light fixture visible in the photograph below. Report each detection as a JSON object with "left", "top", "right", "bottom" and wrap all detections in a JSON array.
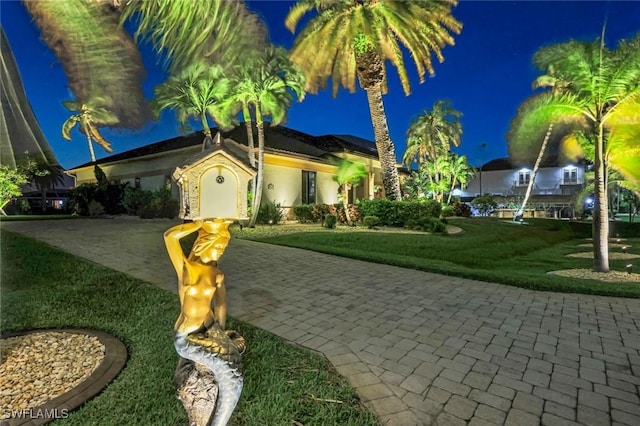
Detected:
[
  {"left": 627, "top": 264, "right": 633, "bottom": 275},
  {"left": 622, "top": 246, "right": 627, "bottom": 254}
]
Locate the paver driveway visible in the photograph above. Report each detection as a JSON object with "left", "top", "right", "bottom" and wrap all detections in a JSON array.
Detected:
[{"left": 3, "top": 218, "right": 640, "bottom": 426}]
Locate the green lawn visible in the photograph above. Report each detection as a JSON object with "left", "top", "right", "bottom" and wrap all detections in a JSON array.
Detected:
[
  {"left": 232, "top": 218, "right": 640, "bottom": 298},
  {"left": 1, "top": 230, "right": 379, "bottom": 426}
]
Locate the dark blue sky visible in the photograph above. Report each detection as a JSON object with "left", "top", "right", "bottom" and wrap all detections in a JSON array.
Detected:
[{"left": 2, "top": 1, "right": 639, "bottom": 170}]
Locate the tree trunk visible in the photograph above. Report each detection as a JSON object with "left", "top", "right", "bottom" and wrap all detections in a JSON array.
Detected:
[
  {"left": 342, "top": 185, "right": 351, "bottom": 225},
  {"left": 243, "top": 108, "right": 257, "bottom": 215},
  {"left": 515, "top": 123, "right": 554, "bottom": 221},
  {"left": 249, "top": 109, "right": 264, "bottom": 227},
  {"left": 364, "top": 87, "right": 402, "bottom": 200},
  {"left": 200, "top": 113, "right": 212, "bottom": 148},
  {"left": 593, "top": 123, "right": 609, "bottom": 272}
]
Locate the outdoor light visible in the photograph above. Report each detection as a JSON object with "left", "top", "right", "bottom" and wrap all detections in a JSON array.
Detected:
[
  {"left": 269, "top": 219, "right": 274, "bottom": 228},
  {"left": 617, "top": 238, "right": 621, "bottom": 244},
  {"left": 627, "top": 264, "right": 633, "bottom": 275},
  {"left": 622, "top": 246, "right": 627, "bottom": 254}
]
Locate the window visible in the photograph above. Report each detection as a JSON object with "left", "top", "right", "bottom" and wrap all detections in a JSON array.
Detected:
[
  {"left": 302, "top": 170, "right": 316, "bottom": 204},
  {"left": 517, "top": 170, "right": 530, "bottom": 186},
  {"left": 563, "top": 167, "right": 578, "bottom": 184}
]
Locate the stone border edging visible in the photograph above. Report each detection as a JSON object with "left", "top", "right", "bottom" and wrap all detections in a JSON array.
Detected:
[{"left": 0, "top": 329, "right": 128, "bottom": 426}]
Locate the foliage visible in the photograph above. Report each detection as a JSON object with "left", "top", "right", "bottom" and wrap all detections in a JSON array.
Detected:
[
  {"left": 292, "top": 204, "right": 315, "bottom": 223},
  {"left": 121, "top": 0, "right": 267, "bottom": 75},
  {"left": 506, "top": 33, "right": 640, "bottom": 271},
  {"left": 403, "top": 152, "right": 474, "bottom": 203},
  {"left": 286, "top": 1, "right": 462, "bottom": 97},
  {"left": 441, "top": 205, "right": 454, "bottom": 217},
  {"left": 87, "top": 200, "right": 105, "bottom": 217},
  {"left": 333, "top": 159, "right": 368, "bottom": 224},
  {"left": 256, "top": 200, "right": 284, "bottom": 225},
  {"left": 125, "top": 184, "right": 179, "bottom": 219},
  {"left": 403, "top": 100, "right": 463, "bottom": 167},
  {"left": 471, "top": 195, "right": 497, "bottom": 216},
  {"left": 363, "top": 216, "right": 380, "bottom": 229},
  {"left": 1, "top": 231, "right": 378, "bottom": 425},
  {"left": 23, "top": 1, "right": 148, "bottom": 130},
  {"left": 323, "top": 214, "right": 337, "bottom": 229},
  {"left": 357, "top": 199, "right": 442, "bottom": 227},
  {"left": 153, "top": 63, "right": 233, "bottom": 138},
  {"left": 452, "top": 202, "right": 472, "bottom": 218},
  {"left": 62, "top": 100, "right": 119, "bottom": 163},
  {"left": 405, "top": 216, "right": 447, "bottom": 233},
  {"left": 0, "top": 157, "right": 48, "bottom": 214},
  {"left": 68, "top": 181, "right": 127, "bottom": 216}
]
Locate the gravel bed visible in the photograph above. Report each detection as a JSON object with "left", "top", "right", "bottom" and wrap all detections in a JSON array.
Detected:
[
  {"left": 549, "top": 269, "right": 640, "bottom": 283},
  {"left": 0, "top": 331, "right": 105, "bottom": 417}
]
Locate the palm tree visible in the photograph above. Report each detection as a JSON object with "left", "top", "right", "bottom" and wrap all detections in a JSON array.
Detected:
[
  {"left": 403, "top": 100, "right": 463, "bottom": 168},
  {"left": 446, "top": 154, "right": 475, "bottom": 205},
  {"left": 120, "top": 0, "right": 267, "bottom": 75},
  {"left": 62, "top": 100, "right": 118, "bottom": 163},
  {"left": 24, "top": 0, "right": 148, "bottom": 130},
  {"left": 333, "top": 159, "right": 368, "bottom": 225},
  {"left": 286, "top": 0, "right": 462, "bottom": 201},
  {"left": 226, "top": 46, "right": 306, "bottom": 227},
  {"left": 507, "top": 34, "right": 640, "bottom": 272},
  {"left": 154, "top": 64, "right": 234, "bottom": 143}
]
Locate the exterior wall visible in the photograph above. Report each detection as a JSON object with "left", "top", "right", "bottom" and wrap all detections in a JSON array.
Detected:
[
  {"left": 68, "top": 146, "right": 381, "bottom": 212},
  {"left": 461, "top": 164, "right": 584, "bottom": 198}
]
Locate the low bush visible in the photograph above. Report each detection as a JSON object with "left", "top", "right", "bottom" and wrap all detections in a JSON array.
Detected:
[
  {"left": 323, "top": 214, "right": 337, "bottom": 229},
  {"left": 292, "top": 204, "right": 316, "bottom": 223},
  {"left": 257, "top": 200, "right": 284, "bottom": 225},
  {"left": 363, "top": 216, "right": 380, "bottom": 229},
  {"left": 453, "top": 202, "right": 472, "bottom": 217},
  {"left": 471, "top": 195, "right": 497, "bottom": 216},
  {"left": 441, "top": 205, "right": 454, "bottom": 218},
  {"left": 405, "top": 216, "right": 447, "bottom": 233},
  {"left": 358, "top": 198, "right": 442, "bottom": 227}
]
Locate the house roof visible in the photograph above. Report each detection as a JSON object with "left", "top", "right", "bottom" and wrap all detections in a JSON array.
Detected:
[
  {"left": 481, "top": 155, "right": 571, "bottom": 171},
  {"left": 70, "top": 122, "right": 380, "bottom": 169}
]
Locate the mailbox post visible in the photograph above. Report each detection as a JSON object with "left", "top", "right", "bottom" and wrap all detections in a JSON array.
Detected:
[{"left": 164, "top": 133, "right": 256, "bottom": 426}]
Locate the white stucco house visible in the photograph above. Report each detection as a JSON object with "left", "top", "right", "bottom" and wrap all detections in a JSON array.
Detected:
[
  {"left": 458, "top": 157, "right": 587, "bottom": 218},
  {"left": 66, "top": 123, "right": 396, "bottom": 218}
]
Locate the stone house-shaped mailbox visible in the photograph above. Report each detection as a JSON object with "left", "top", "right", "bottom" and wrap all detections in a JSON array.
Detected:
[{"left": 173, "top": 133, "right": 256, "bottom": 221}]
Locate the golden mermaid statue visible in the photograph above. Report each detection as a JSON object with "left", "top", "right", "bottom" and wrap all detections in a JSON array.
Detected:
[{"left": 164, "top": 219, "right": 244, "bottom": 426}]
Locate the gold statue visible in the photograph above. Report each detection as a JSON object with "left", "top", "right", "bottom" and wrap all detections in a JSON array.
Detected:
[{"left": 164, "top": 219, "right": 244, "bottom": 426}]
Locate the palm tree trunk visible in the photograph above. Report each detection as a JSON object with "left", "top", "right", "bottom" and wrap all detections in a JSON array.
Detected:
[
  {"left": 593, "top": 123, "right": 609, "bottom": 272},
  {"left": 364, "top": 87, "right": 402, "bottom": 201},
  {"left": 249, "top": 108, "right": 265, "bottom": 227},
  {"left": 342, "top": 185, "right": 351, "bottom": 225},
  {"left": 200, "top": 113, "right": 212, "bottom": 142},
  {"left": 515, "top": 123, "right": 554, "bottom": 221},
  {"left": 85, "top": 133, "right": 96, "bottom": 163},
  {"left": 243, "top": 107, "right": 257, "bottom": 213}
]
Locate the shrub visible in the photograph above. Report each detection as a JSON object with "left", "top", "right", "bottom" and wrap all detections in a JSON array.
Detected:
[
  {"left": 257, "top": 200, "right": 284, "bottom": 225},
  {"left": 405, "top": 216, "right": 447, "bottom": 233},
  {"left": 441, "top": 205, "right": 454, "bottom": 218},
  {"left": 293, "top": 204, "right": 315, "bottom": 223},
  {"left": 471, "top": 195, "right": 497, "bottom": 216},
  {"left": 69, "top": 181, "right": 127, "bottom": 216},
  {"left": 323, "top": 214, "right": 337, "bottom": 229},
  {"left": 453, "top": 202, "right": 472, "bottom": 218},
  {"left": 88, "top": 200, "right": 104, "bottom": 217},
  {"left": 312, "top": 204, "right": 331, "bottom": 223},
  {"left": 358, "top": 199, "right": 441, "bottom": 227},
  {"left": 69, "top": 183, "right": 98, "bottom": 216},
  {"left": 363, "top": 216, "right": 380, "bottom": 229}
]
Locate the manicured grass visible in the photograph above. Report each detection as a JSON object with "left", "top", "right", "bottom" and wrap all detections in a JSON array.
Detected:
[
  {"left": 1, "top": 230, "right": 378, "bottom": 426},
  {"left": 232, "top": 218, "right": 640, "bottom": 298}
]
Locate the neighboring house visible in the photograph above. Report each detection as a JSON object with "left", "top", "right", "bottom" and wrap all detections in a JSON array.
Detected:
[
  {"left": 66, "top": 123, "right": 392, "bottom": 217},
  {"left": 459, "top": 157, "right": 586, "bottom": 218}
]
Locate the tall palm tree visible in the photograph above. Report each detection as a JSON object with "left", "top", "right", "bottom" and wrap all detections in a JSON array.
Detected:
[
  {"left": 62, "top": 100, "right": 118, "bottom": 163},
  {"left": 153, "top": 64, "right": 234, "bottom": 143},
  {"left": 286, "top": 0, "right": 462, "bottom": 201},
  {"left": 226, "top": 46, "right": 306, "bottom": 227},
  {"left": 332, "top": 159, "right": 368, "bottom": 224},
  {"left": 404, "top": 100, "right": 463, "bottom": 168},
  {"left": 507, "top": 34, "right": 640, "bottom": 272}
]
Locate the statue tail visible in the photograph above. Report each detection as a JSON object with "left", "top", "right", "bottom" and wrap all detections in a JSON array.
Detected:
[{"left": 175, "top": 328, "right": 243, "bottom": 426}]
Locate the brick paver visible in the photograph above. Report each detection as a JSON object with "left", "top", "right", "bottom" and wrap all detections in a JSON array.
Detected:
[{"left": 3, "top": 218, "right": 640, "bottom": 425}]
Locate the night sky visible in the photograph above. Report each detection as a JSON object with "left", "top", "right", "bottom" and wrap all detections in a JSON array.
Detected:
[{"left": 2, "top": 1, "right": 639, "bottom": 170}]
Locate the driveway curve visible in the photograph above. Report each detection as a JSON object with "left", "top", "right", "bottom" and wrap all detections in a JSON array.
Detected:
[{"left": 3, "top": 218, "right": 639, "bottom": 426}]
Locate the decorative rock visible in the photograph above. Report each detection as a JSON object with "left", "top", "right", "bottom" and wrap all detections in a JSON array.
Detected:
[{"left": 0, "top": 331, "right": 105, "bottom": 419}]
